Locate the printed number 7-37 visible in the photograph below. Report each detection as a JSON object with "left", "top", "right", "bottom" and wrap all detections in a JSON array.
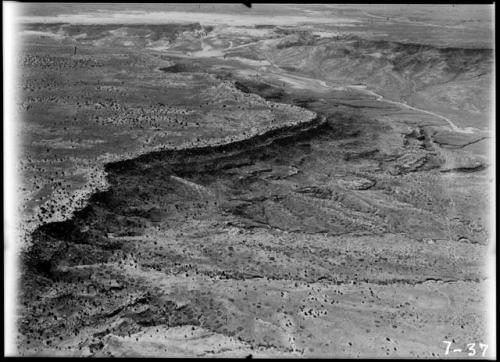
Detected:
[{"left": 443, "top": 341, "right": 488, "bottom": 356}]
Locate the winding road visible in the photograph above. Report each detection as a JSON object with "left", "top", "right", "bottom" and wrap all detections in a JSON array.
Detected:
[
  {"left": 261, "top": 56, "right": 478, "bottom": 134},
  {"left": 346, "top": 85, "right": 477, "bottom": 134},
  {"left": 159, "top": 36, "right": 478, "bottom": 135}
]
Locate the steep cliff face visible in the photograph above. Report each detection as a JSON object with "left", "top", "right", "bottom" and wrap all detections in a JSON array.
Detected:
[{"left": 18, "top": 22, "right": 316, "bottom": 244}]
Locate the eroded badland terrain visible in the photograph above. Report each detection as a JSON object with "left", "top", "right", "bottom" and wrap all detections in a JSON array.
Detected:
[{"left": 14, "top": 5, "right": 494, "bottom": 358}]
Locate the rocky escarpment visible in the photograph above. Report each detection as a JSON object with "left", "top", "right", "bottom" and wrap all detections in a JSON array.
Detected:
[
  {"left": 18, "top": 77, "right": 490, "bottom": 356},
  {"left": 23, "top": 114, "right": 326, "bottom": 277},
  {"left": 17, "top": 34, "right": 315, "bottom": 248}
]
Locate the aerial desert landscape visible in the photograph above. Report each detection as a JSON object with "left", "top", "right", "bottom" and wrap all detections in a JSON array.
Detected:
[{"left": 6, "top": 3, "right": 495, "bottom": 358}]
